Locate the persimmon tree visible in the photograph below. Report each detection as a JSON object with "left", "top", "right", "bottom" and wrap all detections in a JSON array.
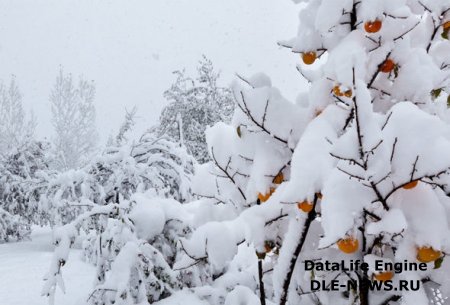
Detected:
[
  {"left": 184, "top": 0, "right": 450, "bottom": 305},
  {"left": 175, "top": 73, "right": 309, "bottom": 304},
  {"left": 278, "top": 0, "right": 450, "bottom": 304}
]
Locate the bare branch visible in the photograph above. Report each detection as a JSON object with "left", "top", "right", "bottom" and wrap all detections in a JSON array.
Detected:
[
  {"left": 236, "top": 91, "right": 292, "bottom": 150},
  {"left": 394, "top": 21, "right": 420, "bottom": 42},
  {"left": 381, "top": 112, "right": 393, "bottom": 130},
  {"left": 390, "top": 138, "right": 398, "bottom": 162},
  {"left": 211, "top": 147, "right": 247, "bottom": 201}
]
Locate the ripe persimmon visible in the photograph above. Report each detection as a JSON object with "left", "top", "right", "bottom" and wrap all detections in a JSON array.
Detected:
[
  {"left": 417, "top": 246, "right": 442, "bottom": 263},
  {"left": 380, "top": 59, "right": 395, "bottom": 73},
  {"left": 333, "top": 85, "right": 352, "bottom": 98},
  {"left": 337, "top": 237, "right": 359, "bottom": 254},
  {"left": 403, "top": 180, "right": 419, "bottom": 190},
  {"left": 297, "top": 201, "right": 314, "bottom": 213},
  {"left": 364, "top": 20, "right": 382, "bottom": 33},
  {"left": 443, "top": 21, "right": 450, "bottom": 31},
  {"left": 344, "top": 89, "right": 353, "bottom": 97},
  {"left": 333, "top": 85, "right": 343, "bottom": 96},
  {"left": 258, "top": 187, "right": 275, "bottom": 203},
  {"left": 302, "top": 52, "right": 317, "bottom": 65},
  {"left": 273, "top": 172, "right": 284, "bottom": 184},
  {"left": 374, "top": 271, "right": 394, "bottom": 282}
]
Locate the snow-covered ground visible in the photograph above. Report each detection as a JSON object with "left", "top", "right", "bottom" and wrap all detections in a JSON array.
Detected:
[{"left": 0, "top": 227, "right": 95, "bottom": 305}]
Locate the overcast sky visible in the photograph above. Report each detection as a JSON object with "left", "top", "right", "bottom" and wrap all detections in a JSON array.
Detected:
[{"left": 0, "top": 0, "right": 306, "bottom": 143}]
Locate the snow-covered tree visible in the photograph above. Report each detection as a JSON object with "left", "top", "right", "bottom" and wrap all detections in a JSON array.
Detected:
[
  {"left": 42, "top": 130, "right": 195, "bottom": 226},
  {"left": 156, "top": 56, "right": 235, "bottom": 163},
  {"left": 181, "top": 1, "right": 450, "bottom": 305},
  {"left": 0, "top": 208, "right": 29, "bottom": 243},
  {"left": 0, "top": 77, "right": 35, "bottom": 153},
  {"left": 42, "top": 2, "right": 450, "bottom": 305},
  {"left": 112, "top": 106, "right": 138, "bottom": 147},
  {"left": 42, "top": 131, "right": 196, "bottom": 304},
  {"left": 43, "top": 194, "right": 194, "bottom": 305},
  {"left": 50, "top": 68, "right": 99, "bottom": 170},
  {"left": 176, "top": 73, "right": 309, "bottom": 304},
  {"left": 0, "top": 140, "right": 54, "bottom": 242}
]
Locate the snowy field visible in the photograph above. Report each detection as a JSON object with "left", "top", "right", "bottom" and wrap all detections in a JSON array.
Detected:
[
  {"left": 0, "top": 227, "right": 95, "bottom": 305},
  {"left": 0, "top": 228, "right": 208, "bottom": 305}
]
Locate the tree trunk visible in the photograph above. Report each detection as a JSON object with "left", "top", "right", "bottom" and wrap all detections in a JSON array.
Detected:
[
  {"left": 279, "top": 197, "right": 317, "bottom": 305},
  {"left": 359, "top": 271, "right": 370, "bottom": 305},
  {"left": 258, "top": 259, "right": 266, "bottom": 305}
]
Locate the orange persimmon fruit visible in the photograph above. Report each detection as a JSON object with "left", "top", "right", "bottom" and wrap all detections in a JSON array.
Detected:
[
  {"left": 364, "top": 19, "right": 382, "bottom": 33},
  {"left": 443, "top": 21, "right": 450, "bottom": 31},
  {"left": 374, "top": 271, "right": 394, "bottom": 282},
  {"left": 417, "top": 247, "right": 442, "bottom": 263},
  {"left": 380, "top": 59, "right": 395, "bottom": 73},
  {"left": 403, "top": 180, "right": 419, "bottom": 190},
  {"left": 273, "top": 172, "right": 284, "bottom": 185},
  {"left": 337, "top": 237, "right": 359, "bottom": 254},
  {"left": 333, "top": 85, "right": 352, "bottom": 98},
  {"left": 302, "top": 52, "right": 317, "bottom": 65},
  {"left": 297, "top": 200, "right": 314, "bottom": 213},
  {"left": 258, "top": 187, "right": 275, "bottom": 203}
]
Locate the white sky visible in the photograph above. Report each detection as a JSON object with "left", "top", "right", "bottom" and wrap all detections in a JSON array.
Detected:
[{"left": 0, "top": 0, "right": 307, "bottom": 143}]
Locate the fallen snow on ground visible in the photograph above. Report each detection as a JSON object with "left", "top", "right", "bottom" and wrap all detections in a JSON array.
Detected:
[
  {"left": 154, "top": 290, "right": 210, "bottom": 305},
  {"left": 0, "top": 226, "right": 95, "bottom": 305}
]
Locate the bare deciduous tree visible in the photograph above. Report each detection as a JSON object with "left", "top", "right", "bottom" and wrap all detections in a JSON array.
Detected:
[
  {"left": 0, "top": 77, "right": 35, "bottom": 153},
  {"left": 50, "top": 68, "right": 98, "bottom": 170}
]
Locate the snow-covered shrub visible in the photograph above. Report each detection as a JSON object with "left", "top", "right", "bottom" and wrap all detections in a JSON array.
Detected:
[
  {"left": 43, "top": 132, "right": 195, "bottom": 226},
  {"left": 42, "top": 133, "right": 196, "bottom": 304},
  {"left": 130, "top": 132, "right": 195, "bottom": 203},
  {"left": 0, "top": 207, "right": 30, "bottom": 243},
  {"left": 43, "top": 194, "right": 193, "bottom": 305},
  {"left": 156, "top": 56, "right": 235, "bottom": 164},
  {"left": 0, "top": 78, "right": 42, "bottom": 241},
  {"left": 0, "top": 141, "right": 54, "bottom": 241}
]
